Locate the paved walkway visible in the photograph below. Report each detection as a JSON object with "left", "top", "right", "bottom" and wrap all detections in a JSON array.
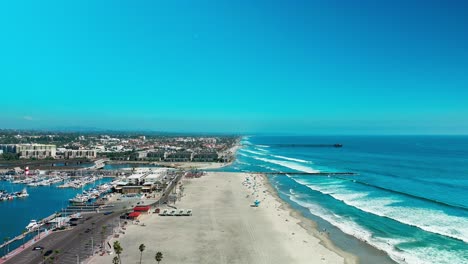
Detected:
[{"left": 0, "top": 231, "right": 51, "bottom": 264}]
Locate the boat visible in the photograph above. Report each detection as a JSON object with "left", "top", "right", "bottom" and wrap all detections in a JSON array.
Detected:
[
  {"left": 26, "top": 220, "right": 39, "bottom": 230},
  {"left": 69, "top": 195, "right": 88, "bottom": 205},
  {"left": 17, "top": 188, "right": 29, "bottom": 198}
]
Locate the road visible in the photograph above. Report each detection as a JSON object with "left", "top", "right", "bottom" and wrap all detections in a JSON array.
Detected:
[{"left": 4, "top": 212, "right": 119, "bottom": 264}]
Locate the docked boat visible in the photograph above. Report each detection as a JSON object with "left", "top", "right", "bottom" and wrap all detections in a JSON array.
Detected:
[
  {"left": 69, "top": 194, "right": 89, "bottom": 205},
  {"left": 26, "top": 220, "right": 39, "bottom": 230},
  {"left": 16, "top": 188, "right": 29, "bottom": 198}
]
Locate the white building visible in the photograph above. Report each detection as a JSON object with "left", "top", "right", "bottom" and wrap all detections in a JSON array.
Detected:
[
  {"left": 127, "top": 174, "right": 145, "bottom": 185},
  {"left": 17, "top": 144, "right": 56, "bottom": 159},
  {"left": 144, "top": 173, "right": 163, "bottom": 184}
]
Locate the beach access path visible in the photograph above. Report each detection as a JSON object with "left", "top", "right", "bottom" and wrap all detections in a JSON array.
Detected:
[{"left": 91, "top": 172, "right": 352, "bottom": 264}]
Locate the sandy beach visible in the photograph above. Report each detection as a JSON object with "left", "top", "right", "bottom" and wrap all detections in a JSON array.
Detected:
[{"left": 90, "top": 172, "right": 356, "bottom": 264}]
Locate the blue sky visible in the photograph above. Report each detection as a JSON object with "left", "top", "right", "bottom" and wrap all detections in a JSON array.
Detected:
[{"left": 1, "top": 0, "right": 467, "bottom": 134}]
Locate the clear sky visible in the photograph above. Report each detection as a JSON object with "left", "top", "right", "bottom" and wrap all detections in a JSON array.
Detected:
[{"left": 1, "top": 0, "right": 467, "bottom": 134}]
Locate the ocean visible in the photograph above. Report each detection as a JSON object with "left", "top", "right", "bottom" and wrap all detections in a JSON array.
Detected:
[{"left": 221, "top": 135, "right": 468, "bottom": 264}]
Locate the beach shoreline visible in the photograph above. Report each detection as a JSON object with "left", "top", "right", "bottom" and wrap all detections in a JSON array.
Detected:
[
  {"left": 258, "top": 173, "right": 358, "bottom": 264},
  {"left": 90, "top": 171, "right": 351, "bottom": 264}
]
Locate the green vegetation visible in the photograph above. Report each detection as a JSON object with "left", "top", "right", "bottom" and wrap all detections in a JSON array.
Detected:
[
  {"left": 101, "top": 225, "right": 108, "bottom": 248},
  {"left": 0, "top": 153, "right": 20, "bottom": 160},
  {"left": 113, "top": 241, "right": 123, "bottom": 264},
  {"left": 155, "top": 252, "right": 163, "bottom": 263},
  {"left": 139, "top": 244, "right": 146, "bottom": 264}
]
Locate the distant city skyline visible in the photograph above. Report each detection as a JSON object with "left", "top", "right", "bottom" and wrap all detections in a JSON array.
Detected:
[{"left": 1, "top": 0, "right": 467, "bottom": 134}]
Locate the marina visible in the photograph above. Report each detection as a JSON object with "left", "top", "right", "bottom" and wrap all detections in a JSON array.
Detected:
[
  {"left": 0, "top": 188, "right": 28, "bottom": 202},
  {"left": 0, "top": 165, "right": 179, "bottom": 258}
]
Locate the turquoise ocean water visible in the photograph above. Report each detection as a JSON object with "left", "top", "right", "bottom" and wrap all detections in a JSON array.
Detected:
[{"left": 220, "top": 136, "right": 467, "bottom": 264}]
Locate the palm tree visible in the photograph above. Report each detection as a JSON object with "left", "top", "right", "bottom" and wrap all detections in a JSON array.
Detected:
[
  {"left": 113, "top": 241, "right": 123, "bottom": 264},
  {"left": 112, "top": 256, "right": 119, "bottom": 264},
  {"left": 154, "top": 252, "right": 163, "bottom": 264},
  {"left": 101, "top": 226, "right": 108, "bottom": 247},
  {"left": 138, "top": 244, "right": 145, "bottom": 264},
  {"left": 53, "top": 250, "right": 60, "bottom": 263}
]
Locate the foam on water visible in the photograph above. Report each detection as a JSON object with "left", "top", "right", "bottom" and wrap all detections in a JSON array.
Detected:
[
  {"left": 271, "top": 154, "right": 311, "bottom": 163},
  {"left": 292, "top": 178, "right": 468, "bottom": 243},
  {"left": 236, "top": 160, "right": 251, "bottom": 166},
  {"left": 253, "top": 146, "right": 270, "bottom": 152},
  {"left": 287, "top": 193, "right": 466, "bottom": 264},
  {"left": 240, "top": 149, "right": 267, "bottom": 156},
  {"left": 249, "top": 156, "right": 319, "bottom": 173}
]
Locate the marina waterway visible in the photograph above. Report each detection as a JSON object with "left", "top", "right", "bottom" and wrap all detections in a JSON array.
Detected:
[{"left": 0, "top": 177, "right": 113, "bottom": 256}]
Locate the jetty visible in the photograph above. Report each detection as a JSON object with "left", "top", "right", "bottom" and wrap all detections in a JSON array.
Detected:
[
  {"left": 266, "top": 144, "right": 343, "bottom": 148},
  {"left": 252, "top": 172, "right": 357, "bottom": 176}
]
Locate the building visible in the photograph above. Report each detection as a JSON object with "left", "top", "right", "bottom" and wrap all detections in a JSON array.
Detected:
[
  {"left": 142, "top": 173, "right": 165, "bottom": 192},
  {"left": 165, "top": 151, "right": 193, "bottom": 162},
  {"left": 61, "top": 150, "right": 97, "bottom": 159},
  {"left": 131, "top": 151, "right": 147, "bottom": 161},
  {"left": 122, "top": 186, "right": 143, "bottom": 194},
  {"left": 192, "top": 152, "right": 219, "bottom": 162},
  {"left": 147, "top": 151, "right": 166, "bottom": 161},
  {"left": 16, "top": 144, "right": 56, "bottom": 159},
  {"left": 0, "top": 144, "right": 17, "bottom": 154},
  {"left": 127, "top": 173, "right": 145, "bottom": 185}
]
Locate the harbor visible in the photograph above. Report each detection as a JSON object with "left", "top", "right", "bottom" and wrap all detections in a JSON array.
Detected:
[
  {"left": 0, "top": 166, "right": 184, "bottom": 264},
  {"left": 0, "top": 165, "right": 184, "bottom": 259},
  {"left": 0, "top": 188, "right": 29, "bottom": 202}
]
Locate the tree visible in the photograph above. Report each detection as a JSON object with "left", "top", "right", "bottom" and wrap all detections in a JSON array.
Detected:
[
  {"left": 155, "top": 252, "right": 163, "bottom": 264},
  {"left": 113, "top": 241, "right": 123, "bottom": 264},
  {"left": 53, "top": 250, "right": 60, "bottom": 263},
  {"left": 101, "top": 226, "right": 108, "bottom": 247},
  {"left": 138, "top": 244, "right": 146, "bottom": 264},
  {"left": 112, "top": 256, "right": 120, "bottom": 264}
]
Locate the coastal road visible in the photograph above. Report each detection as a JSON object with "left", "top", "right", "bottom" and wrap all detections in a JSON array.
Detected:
[{"left": 4, "top": 212, "right": 119, "bottom": 264}]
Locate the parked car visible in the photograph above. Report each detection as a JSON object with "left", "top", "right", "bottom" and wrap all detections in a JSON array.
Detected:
[{"left": 32, "top": 246, "right": 44, "bottom": 251}]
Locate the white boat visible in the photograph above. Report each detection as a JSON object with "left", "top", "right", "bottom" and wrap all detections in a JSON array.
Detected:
[
  {"left": 17, "top": 188, "right": 29, "bottom": 198},
  {"left": 26, "top": 220, "right": 39, "bottom": 230},
  {"left": 69, "top": 195, "right": 88, "bottom": 204}
]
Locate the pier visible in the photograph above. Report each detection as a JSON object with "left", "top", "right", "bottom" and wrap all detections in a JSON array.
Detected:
[
  {"left": 252, "top": 172, "right": 357, "bottom": 176},
  {"left": 265, "top": 144, "right": 343, "bottom": 148}
]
